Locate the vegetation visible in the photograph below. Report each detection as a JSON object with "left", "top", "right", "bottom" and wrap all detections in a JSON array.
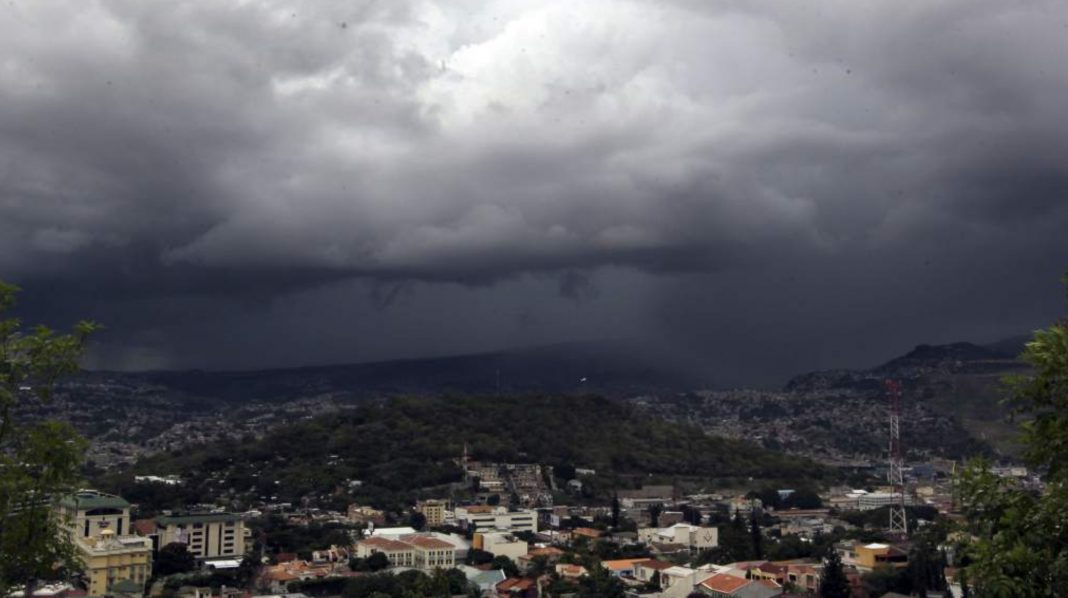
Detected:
[
  {"left": 116, "top": 394, "right": 833, "bottom": 511},
  {"left": 251, "top": 514, "right": 356, "bottom": 560},
  {"left": 338, "top": 568, "right": 471, "bottom": 598},
  {"left": 155, "top": 542, "right": 197, "bottom": 576},
  {"left": 0, "top": 281, "right": 97, "bottom": 594},
  {"left": 820, "top": 547, "right": 851, "bottom": 598},
  {"left": 957, "top": 274, "right": 1068, "bottom": 596}
]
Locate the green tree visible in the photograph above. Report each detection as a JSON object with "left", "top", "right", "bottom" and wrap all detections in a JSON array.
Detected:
[
  {"left": 491, "top": 555, "right": 520, "bottom": 578},
  {"left": 408, "top": 510, "right": 427, "bottom": 531},
  {"left": 647, "top": 503, "right": 663, "bottom": 528},
  {"left": 819, "top": 548, "right": 851, "bottom": 598},
  {"left": 958, "top": 276, "right": 1068, "bottom": 597},
  {"left": 749, "top": 510, "right": 764, "bottom": 559},
  {"left": 0, "top": 281, "right": 98, "bottom": 595},
  {"left": 576, "top": 563, "right": 625, "bottom": 598},
  {"left": 155, "top": 542, "right": 197, "bottom": 576},
  {"left": 610, "top": 494, "right": 620, "bottom": 529},
  {"left": 365, "top": 551, "right": 390, "bottom": 572}
]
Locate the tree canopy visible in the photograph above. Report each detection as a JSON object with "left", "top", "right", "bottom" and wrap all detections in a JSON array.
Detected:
[
  {"left": 0, "top": 281, "right": 97, "bottom": 593},
  {"left": 958, "top": 274, "right": 1068, "bottom": 596}
]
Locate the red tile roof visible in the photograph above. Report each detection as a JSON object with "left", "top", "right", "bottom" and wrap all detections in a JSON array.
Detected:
[
  {"left": 700, "top": 573, "right": 752, "bottom": 594},
  {"left": 360, "top": 537, "right": 413, "bottom": 552},
  {"left": 497, "top": 578, "right": 535, "bottom": 591},
  {"left": 401, "top": 535, "right": 454, "bottom": 550},
  {"left": 131, "top": 518, "right": 156, "bottom": 536}
]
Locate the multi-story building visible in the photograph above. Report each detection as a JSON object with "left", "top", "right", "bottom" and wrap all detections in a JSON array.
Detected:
[
  {"left": 454, "top": 506, "right": 536, "bottom": 533},
  {"left": 59, "top": 489, "right": 133, "bottom": 539},
  {"left": 416, "top": 499, "right": 447, "bottom": 527},
  {"left": 354, "top": 537, "right": 416, "bottom": 568},
  {"left": 354, "top": 534, "right": 456, "bottom": 570},
  {"left": 473, "top": 531, "right": 528, "bottom": 560},
  {"left": 155, "top": 512, "right": 245, "bottom": 562},
  {"left": 57, "top": 490, "right": 152, "bottom": 596},
  {"left": 402, "top": 535, "right": 456, "bottom": 569}
]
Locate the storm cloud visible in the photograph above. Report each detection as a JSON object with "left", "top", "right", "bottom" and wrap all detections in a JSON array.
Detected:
[{"left": 2, "top": 0, "right": 1066, "bottom": 382}]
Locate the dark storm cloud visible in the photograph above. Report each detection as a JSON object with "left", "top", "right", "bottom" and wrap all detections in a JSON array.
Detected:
[{"left": 1, "top": 0, "right": 1067, "bottom": 376}]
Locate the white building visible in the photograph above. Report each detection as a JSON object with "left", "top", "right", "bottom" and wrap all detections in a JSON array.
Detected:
[
  {"left": 638, "top": 523, "right": 719, "bottom": 551},
  {"left": 454, "top": 506, "right": 537, "bottom": 533},
  {"left": 475, "top": 531, "right": 528, "bottom": 560}
]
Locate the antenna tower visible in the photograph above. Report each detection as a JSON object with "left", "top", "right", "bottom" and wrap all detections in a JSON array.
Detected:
[{"left": 885, "top": 379, "right": 908, "bottom": 536}]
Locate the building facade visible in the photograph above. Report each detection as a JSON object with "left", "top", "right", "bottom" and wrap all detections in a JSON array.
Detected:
[
  {"left": 155, "top": 513, "right": 246, "bottom": 561},
  {"left": 416, "top": 500, "right": 447, "bottom": 527},
  {"left": 454, "top": 506, "right": 536, "bottom": 533},
  {"left": 58, "top": 490, "right": 152, "bottom": 596}
]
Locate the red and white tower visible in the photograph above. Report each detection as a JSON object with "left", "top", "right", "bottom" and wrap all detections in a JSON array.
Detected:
[{"left": 885, "top": 379, "right": 908, "bottom": 536}]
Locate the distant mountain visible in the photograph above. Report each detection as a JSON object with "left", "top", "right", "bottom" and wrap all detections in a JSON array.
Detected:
[
  {"left": 778, "top": 338, "right": 1031, "bottom": 456},
  {"left": 82, "top": 339, "right": 704, "bottom": 403}
]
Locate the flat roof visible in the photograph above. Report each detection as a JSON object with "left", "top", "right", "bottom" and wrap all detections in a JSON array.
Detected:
[
  {"left": 60, "top": 490, "right": 129, "bottom": 511},
  {"left": 156, "top": 512, "right": 240, "bottom": 525}
]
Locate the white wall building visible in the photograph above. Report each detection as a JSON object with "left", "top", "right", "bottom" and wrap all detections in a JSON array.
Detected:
[{"left": 454, "top": 506, "right": 537, "bottom": 533}]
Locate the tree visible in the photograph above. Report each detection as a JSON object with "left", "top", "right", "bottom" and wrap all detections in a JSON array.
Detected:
[
  {"left": 749, "top": 510, "right": 764, "bottom": 559},
  {"left": 958, "top": 276, "right": 1068, "bottom": 597},
  {"left": 365, "top": 551, "right": 390, "bottom": 572},
  {"left": 409, "top": 511, "right": 427, "bottom": 531},
  {"left": 820, "top": 547, "right": 851, "bottom": 598},
  {"left": 0, "top": 281, "right": 98, "bottom": 595},
  {"left": 647, "top": 504, "right": 663, "bottom": 528},
  {"left": 491, "top": 555, "right": 520, "bottom": 578},
  {"left": 155, "top": 542, "right": 197, "bottom": 576},
  {"left": 577, "top": 564, "right": 625, "bottom": 598},
  {"left": 610, "top": 495, "right": 620, "bottom": 529}
]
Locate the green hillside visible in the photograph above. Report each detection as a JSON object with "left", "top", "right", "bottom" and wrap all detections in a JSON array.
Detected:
[{"left": 105, "top": 395, "right": 833, "bottom": 511}]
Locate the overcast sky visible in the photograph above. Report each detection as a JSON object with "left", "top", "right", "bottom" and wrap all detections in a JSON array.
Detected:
[{"left": 2, "top": 0, "right": 1067, "bottom": 385}]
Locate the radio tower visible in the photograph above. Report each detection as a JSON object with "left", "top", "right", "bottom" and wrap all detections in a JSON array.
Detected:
[{"left": 885, "top": 379, "right": 908, "bottom": 536}]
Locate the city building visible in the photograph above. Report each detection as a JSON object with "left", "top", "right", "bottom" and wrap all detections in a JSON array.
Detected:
[
  {"left": 638, "top": 523, "right": 719, "bottom": 551},
  {"left": 416, "top": 499, "right": 447, "bottom": 527},
  {"left": 401, "top": 534, "right": 457, "bottom": 569},
  {"left": 57, "top": 490, "right": 152, "bottom": 596},
  {"left": 474, "top": 531, "right": 528, "bottom": 560},
  {"left": 155, "top": 512, "right": 246, "bottom": 562},
  {"left": 355, "top": 532, "right": 462, "bottom": 570},
  {"left": 347, "top": 504, "right": 386, "bottom": 526},
  {"left": 454, "top": 506, "right": 537, "bottom": 533}
]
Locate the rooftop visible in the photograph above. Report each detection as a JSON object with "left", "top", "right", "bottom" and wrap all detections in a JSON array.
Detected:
[
  {"left": 60, "top": 490, "right": 129, "bottom": 511},
  {"left": 701, "top": 573, "right": 752, "bottom": 594},
  {"left": 157, "top": 512, "right": 240, "bottom": 525}
]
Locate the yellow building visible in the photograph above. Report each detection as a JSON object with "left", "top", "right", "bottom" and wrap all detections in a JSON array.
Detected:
[
  {"left": 155, "top": 512, "right": 246, "bottom": 562},
  {"left": 416, "top": 499, "right": 447, "bottom": 527},
  {"left": 58, "top": 490, "right": 152, "bottom": 596},
  {"left": 854, "top": 542, "right": 908, "bottom": 570}
]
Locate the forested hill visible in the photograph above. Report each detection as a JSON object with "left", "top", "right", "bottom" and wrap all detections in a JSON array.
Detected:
[{"left": 109, "top": 395, "right": 832, "bottom": 510}]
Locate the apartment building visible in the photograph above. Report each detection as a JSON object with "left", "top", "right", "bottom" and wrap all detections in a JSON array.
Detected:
[
  {"left": 416, "top": 499, "right": 447, "bottom": 527},
  {"left": 155, "top": 512, "right": 245, "bottom": 561}
]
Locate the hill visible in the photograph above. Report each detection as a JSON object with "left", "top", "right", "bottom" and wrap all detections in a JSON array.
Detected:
[
  {"left": 103, "top": 394, "right": 833, "bottom": 511},
  {"left": 98, "top": 339, "right": 705, "bottom": 402},
  {"left": 634, "top": 340, "right": 1031, "bottom": 462}
]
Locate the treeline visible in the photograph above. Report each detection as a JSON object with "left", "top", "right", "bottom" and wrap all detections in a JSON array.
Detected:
[{"left": 108, "top": 395, "right": 834, "bottom": 510}]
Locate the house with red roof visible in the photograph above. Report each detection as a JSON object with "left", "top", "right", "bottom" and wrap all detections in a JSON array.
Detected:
[{"left": 697, "top": 573, "right": 782, "bottom": 598}]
